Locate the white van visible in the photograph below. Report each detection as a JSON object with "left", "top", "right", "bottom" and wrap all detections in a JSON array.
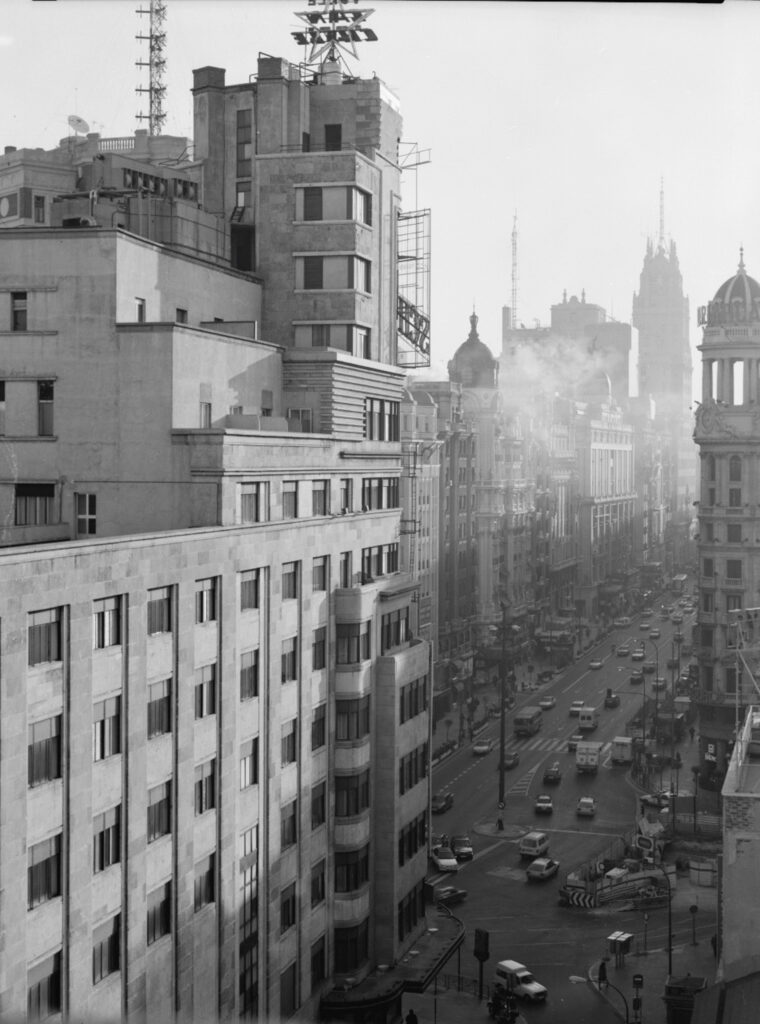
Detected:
[
  {"left": 518, "top": 831, "right": 549, "bottom": 859},
  {"left": 578, "top": 706, "right": 599, "bottom": 731},
  {"left": 493, "top": 960, "right": 548, "bottom": 1002}
]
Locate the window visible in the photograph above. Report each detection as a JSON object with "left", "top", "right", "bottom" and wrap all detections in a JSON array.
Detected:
[
  {"left": 702, "top": 591, "right": 714, "bottom": 613},
  {"left": 261, "top": 389, "right": 273, "bottom": 416},
  {"left": 399, "top": 743, "right": 428, "bottom": 795},
  {"left": 240, "top": 737, "right": 258, "bottom": 789},
  {"left": 334, "top": 920, "right": 369, "bottom": 973},
  {"left": 335, "top": 770, "right": 370, "bottom": 817},
  {"left": 729, "top": 488, "right": 742, "bottom": 507},
  {"left": 355, "top": 325, "right": 370, "bottom": 358},
  {"left": 15, "top": 483, "right": 55, "bottom": 526},
  {"left": 28, "top": 834, "right": 61, "bottom": 909},
  {"left": 11, "top": 291, "right": 27, "bottom": 331},
  {"left": 194, "top": 759, "right": 216, "bottom": 815},
  {"left": 236, "top": 180, "right": 251, "bottom": 211},
  {"left": 240, "top": 649, "right": 260, "bottom": 700},
  {"left": 398, "top": 812, "right": 427, "bottom": 867},
  {"left": 303, "top": 186, "right": 323, "bottom": 220},
  {"left": 281, "top": 799, "right": 297, "bottom": 849},
  {"left": 349, "top": 256, "right": 371, "bottom": 293},
  {"left": 148, "top": 586, "right": 172, "bottom": 634},
  {"left": 282, "top": 561, "right": 299, "bottom": 600},
  {"left": 727, "top": 559, "right": 743, "bottom": 581},
  {"left": 311, "top": 781, "right": 326, "bottom": 829},
  {"left": 701, "top": 625, "right": 714, "bottom": 649},
  {"left": 336, "top": 696, "right": 371, "bottom": 741},
  {"left": 703, "top": 557, "right": 714, "bottom": 579},
  {"left": 240, "top": 825, "right": 259, "bottom": 1019},
  {"left": 241, "top": 482, "right": 269, "bottom": 523},
  {"left": 194, "top": 853, "right": 216, "bottom": 911},
  {"left": 93, "top": 805, "right": 121, "bottom": 873},
  {"left": 195, "top": 664, "right": 217, "bottom": 719},
  {"left": 340, "top": 478, "right": 353, "bottom": 512},
  {"left": 196, "top": 577, "right": 217, "bottom": 623},
  {"left": 199, "top": 401, "right": 212, "bottom": 428},
  {"left": 280, "top": 962, "right": 298, "bottom": 1019},
  {"left": 283, "top": 481, "right": 298, "bottom": 519},
  {"left": 398, "top": 881, "right": 425, "bottom": 942},
  {"left": 400, "top": 674, "right": 429, "bottom": 723},
  {"left": 33, "top": 195, "right": 45, "bottom": 223},
  {"left": 727, "top": 593, "right": 743, "bottom": 612},
  {"left": 147, "top": 782, "right": 171, "bottom": 842},
  {"left": 240, "top": 568, "right": 261, "bottom": 610},
  {"left": 0, "top": 380, "right": 5, "bottom": 434},
  {"left": 311, "top": 703, "right": 326, "bottom": 750},
  {"left": 335, "top": 846, "right": 370, "bottom": 893},
  {"left": 281, "top": 719, "right": 297, "bottom": 766},
  {"left": 312, "top": 555, "right": 328, "bottom": 592},
  {"left": 312, "top": 479, "right": 329, "bottom": 516},
  {"left": 339, "top": 550, "right": 352, "bottom": 588},
  {"left": 148, "top": 679, "right": 172, "bottom": 738},
  {"left": 311, "top": 860, "right": 326, "bottom": 907},
  {"left": 727, "top": 523, "right": 742, "bottom": 543},
  {"left": 729, "top": 455, "right": 742, "bottom": 481},
  {"left": 311, "top": 323, "right": 331, "bottom": 347},
  {"left": 281, "top": 637, "right": 298, "bottom": 683},
  {"left": 361, "top": 477, "right": 400, "bottom": 510},
  {"left": 364, "top": 398, "right": 400, "bottom": 441},
  {"left": 312, "top": 626, "right": 327, "bottom": 670},
  {"left": 147, "top": 882, "right": 171, "bottom": 945},
  {"left": 303, "top": 256, "right": 324, "bottom": 290},
  {"left": 175, "top": 307, "right": 188, "bottom": 324},
  {"left": 311, "top": 935, "right": 326, "bottom": 993},
  {"left": 324, "top": 123, "right": 342, "bottom": 151},
  {"left": 94, "top": 596, "right": 121, "bottom": 649},
  {"left": 237, "top": 108, "right": 252, "bottom": 177},
  {"left": 135, "top": 297, "right": 146, "bottom": 323},
  {"left": 281, "top": 882, "right": 297, "bottom": 933},
  {"left": 336, "top": 621, "right": 371, "bottom": 664},
  {"left": 381, "top": 607, "right": 410, "bottom": 653},
  {"left": 287, "top": 407, "right": 313, "bottom": 432},
  {"left": 93, "top": 696, "right": 121, "bottom": 761},
  {"left": 28, "top": 951, "right": 61, "bottom": 1020},
  {"left": 37, "top": 380, "right": 54, "bottom": 436},
  {"left": 93, "top": 914, "right": 120, "bottom": 984},
  {"left": 28, "top": 715, "right": 61, "bottom": 787}
]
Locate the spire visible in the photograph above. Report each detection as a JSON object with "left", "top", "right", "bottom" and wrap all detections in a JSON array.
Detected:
[
  {"left": 739, "top": 245, "right": 746, "bottom": 273},
  {"left": 468, "top": 309, "right": 479, "bottom": 339}
]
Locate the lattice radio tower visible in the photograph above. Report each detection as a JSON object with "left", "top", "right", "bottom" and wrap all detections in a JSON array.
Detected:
[{"left": 136, "top": 0, "right": 167, "bottom": 135}]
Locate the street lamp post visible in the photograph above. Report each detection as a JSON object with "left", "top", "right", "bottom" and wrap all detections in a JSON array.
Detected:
[{"left": 498, "top": 602, "right": 507, "bottom": 815}]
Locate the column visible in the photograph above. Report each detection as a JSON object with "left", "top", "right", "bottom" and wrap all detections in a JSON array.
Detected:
[{"left": 702, "top": 359, "right": 712, "bottom": 402}]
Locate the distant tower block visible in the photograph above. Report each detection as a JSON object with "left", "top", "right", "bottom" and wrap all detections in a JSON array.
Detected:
[
  {"left": 292, "top": 0, "right": 378, "bottom": 71},
  {"left": 136, "top": 0, "right": 167, "bottom": 135}
]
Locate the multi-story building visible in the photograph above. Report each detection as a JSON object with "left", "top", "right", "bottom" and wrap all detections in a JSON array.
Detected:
[{"left": 0, "top": 46, "right": 459, "bottom": 1024}]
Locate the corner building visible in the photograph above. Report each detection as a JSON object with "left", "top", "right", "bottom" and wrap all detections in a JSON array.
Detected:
[{"left": 0, "top": 50, "right": 446, "bottom": 1024}]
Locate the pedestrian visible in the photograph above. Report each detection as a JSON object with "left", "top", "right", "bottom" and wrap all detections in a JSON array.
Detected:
[
  {"left": 405, "top": 1009, "right": 418, "bottom": 1024},
  {"left": 597, "top": 960, "right": 608, "bottom": 990},
  {"left": 689, "top": 725, "right": 695, "bottom": 744}
]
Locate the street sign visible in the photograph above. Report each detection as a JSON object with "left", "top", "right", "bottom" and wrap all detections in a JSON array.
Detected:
[
  {"left": 633, "top": 973, "right": 643, "bottom": 988},
  {"left": 473, "top": 928, "right": 490, "bottom": 962},
  {"left": 498, "top": 801, "right": 505, "bottom": 810}
]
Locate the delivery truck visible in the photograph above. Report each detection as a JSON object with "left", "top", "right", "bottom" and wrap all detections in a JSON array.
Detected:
[
  {"left": 611, "top": 736, "right": 634, "bottom": 765},
  {"left": 576, "top": 740, "right": 604, "bottom": 773}
]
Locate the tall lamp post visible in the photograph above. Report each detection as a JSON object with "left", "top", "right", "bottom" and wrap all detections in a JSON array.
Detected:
[{"left": 498, "top": 601, "right": 508, "bottom": 816}]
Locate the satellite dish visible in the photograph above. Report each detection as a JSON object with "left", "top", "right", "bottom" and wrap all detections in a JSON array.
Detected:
[{"left": 68, "top": 114, "right": 90, "bottom": 135}]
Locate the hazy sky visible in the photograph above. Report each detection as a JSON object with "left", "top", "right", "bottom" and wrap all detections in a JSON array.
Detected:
[{"left": 2, "top": 0, "right": 758, "bottom": 382}]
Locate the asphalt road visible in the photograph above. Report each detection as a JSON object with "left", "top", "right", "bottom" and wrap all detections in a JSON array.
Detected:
[{"left": 427, "top": 602, "right": 698, "bottom": 1022}]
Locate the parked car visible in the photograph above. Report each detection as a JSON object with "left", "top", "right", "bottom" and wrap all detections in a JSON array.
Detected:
[
  {"left": 650, "top": 628, "right": 661, "bottom": 639},
  {"left": 616, "top": 644, "right": 631, "bottom": 656},
  {"left": 631, "top": 647, "right": 645, "bottom": 661},
  {"left": 526, "top": 857, "right": 560, "bottom": 881},
  {"left": 613, "top": 617, "right": 632, "bottom": 627},
  {"left": 537, "top": 669, "right": 555, "bottom": 682},
  {"left": 652, "top": 676, "right": 667, "bottom": 690},
  {"left": 501, "top": 750, "right": 520, "bottom": 769},
  {"left": 534, "top": 794, "right": 553, "bottom": 815},
  {"left": 604, "top": 691, "right": 620, "bottom": 708},
  {"left": 450, "top": 835, "right": 474, "bottom": 861},
  {"left": 435, "top": 885, "right": 468, "bottom": 906},
  {"left": 543, "top": 762, "right": 562, "bottom": 784},
  {"left": 639, "top": 621, "right": 651, "bottom": 631},
  {"left": 567, "top": 733, "right": 584, "bottom": 752},
  {"left": 671, "top": 613, "right": 684, "bottom": 624},
  {"left": 589, "top": 658, "right": 604, "bottom": 670},
  {"left": 640, "top": 792, "right": 670, "bottom": 809},
  {"left": 576, "top": 796, "right": 597, "bottom": 817},
  {"left": 538, "top": 696, "right": 556, "bottom": 710},
  {"left": 432, "top": 791, "right": 454, "bottom": 814},
  {"left": 643, "top": 661, "right": 656, "bottom": 674},
  {"left": 430, "top": 846, "right": 459, "bottom": 872},
  {"left": 630, "top": 670, "right": 644, "bottom": 684},
  {"left": 569, "top": 700, "right": 585, "bottom": 716},
  {"left": 472, "top": 737, "right": 494, "bottom": 756}
]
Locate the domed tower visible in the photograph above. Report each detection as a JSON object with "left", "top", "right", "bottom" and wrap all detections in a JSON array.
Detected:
[
  {"left": 693, "top": 249, "right": 760, "bottom": 791},
  {"left": 448, "top": 311, "right": 499, "bottom": 388}
]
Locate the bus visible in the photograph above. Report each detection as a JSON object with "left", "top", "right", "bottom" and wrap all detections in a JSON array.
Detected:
[
  {"left": 514, "top": 706, "right": 543, "bottom": 736},
  {"left": 670, "top": 573, "right": 688, "bottom": 595}
]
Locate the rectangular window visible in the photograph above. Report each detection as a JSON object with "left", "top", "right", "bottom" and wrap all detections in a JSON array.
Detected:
[
  {"left": 196, "top": 577, "right": 217, "bottom": 623},
  {"left": 335, "top": 846, "right": 370, "bottom": 893},
  {"left": 147, "top": 781, "right": 171, "bottom": 842},
  {"left": 147, "top": 882, "right": 171, "bottom": 945},
  {"left": 381, "top": 607, "right": 410, "bottom": 653},
  {"left": 15, "top": 483, "right": 55, "bottom": 526},
  {"left": 93, "top": 805, "right": 121, "bottom": 874},
  {"left": 194, "top": 759, "right": 216, "bottom": 815},
  {"left": 312, "top": 626, "right": 327, "bottom": 670},
  {"left": 702, "top": 591, "right": 714, "bottom": 613},
  {"left": 11, "top": 291, "right": 27, "bottom": 331},
  {"left": 283, "top": 481, "right": 298, "bottom": 519},
  {"left": 240, "top": 648, "right": 260, "bottom": 700},
  {"left": 281, "top": 719, "right": 297, "bottom": 766},
  {"left": 303, "top": 186, "right": 323, "bottom": 220},
  {"left": 175, "top": 307, "right": 188, "bottom": 324},
  {"left": 281, "top": 799, "right": 297, "bottom": 849},
  {"left": 729, "top": 488, "right": 742, "bottom": 507},
  {"left": 340, "top": 478, "right": 353, "bottom": 513},
  {"left": 199, "top": 401, "right": 212, "bottom": 428},
  {"left": 355, "top": 325, "right": 370, "bottom": 358},
  {"left": 311, "top": 935, "right": 326, "bottom": 993},
  {"left": 135, "top": 297, "right": 146, "bottom": 323},
  {"left": 312, "top": 480, "right": 329, "bottom": 516},
  {"left": 311, "top": 781, "right": 326, "bottom": 829},
  {"left": 312, "top": 555, "right": 328, "bottom": 592},
  {"left": 240, "top": 568, "right": 261, "bottom": 610},
  {"left": 335, "top": 770, "right": 371, "bottom": 817},
  {"left": 33, "top": 195, "right": 45, "bottom": 223},
  {"left": 194, "top": 852, "right": 216, "bottom": 911},
  {"left": 147, "top": 586, "right": 172, "bottom": 635},
  {"left": 241, "top": 482, "right": 269, "bottom": 523},
  {"left": 281, "top": 882, "right": 297, "bottom": 933},
  {"left": 311, "top": 860, "right": 326, "bottom": 907},
  {"left": 339, "top": 550, "right": 352, "bottom": 587},
  {"left": 336, "top": 621, "right": 371, "bottom": 664},
  {"left": 37, "top": 380, "right": 54, "bottom": 436},
  {"left": 311, "top": 323, "right": 331, "bottom": 347},
  {"left": 282, "top": 560, "right": 299, "bottom": 600},
  {"left": 363, "top": 398, "right": 400, "bottom": 441},
  {"left": 726, "top": 593, "right": 743, "bottom": 612},
  {"left": 281, "top": 637, "right": 298, "bottom": 683},
  {"left": 303, "top": 256, "right": 324, "bottom": 290},
  {"left": 0, "top": 380, "right": 5, "bottom": 435},
  {"left": 27, "top": 951, "right": 61, "bottom": 1020},
  {"left": 311, "top": 703, "right": 327, "bottom": 750},
  {"left": 727, "top": 559, "right": 743, "bottom": 581},
  {"left": 148, "top": 678, "right": 172, "bottom": 738},
  {"left": 703, "top": 557, "right": 714, "bottom": 579},
  {"left": 336, "top": 696, "right": 371, "bottom": 741},
  {"left": 236, "top": 108, "right": 252, "bottom": 177},
  {"left": 94, "top": 596, "right": 121, "bottom": 649},
  {"left": 28, "top": 715, "right": 61, "bottom": 787},
  {"left": 93, "top": 696, "right": 121, "bottom": 761},
  {"left": 334, "top": 920, "right": 370, "bottom": 974},
  {"left": 194, "top": 664, "right": 217, "bottom": 719},
  {"left": 92, "top": 914, "right": 121, "bottom": 984},
  {"left": 240, "top": 737, "right": 259, "bottom": 789},
  {"left": 727, "top": 523, "right": 742, "bottom": 543},
  {"left": 236, "top": 180, "right": 251, "bottom": 211},
  {"left": 28, "top": 834, "right": 61, "bottom": 909},
  {"left": 324, "top": 123, "right": 342, "bottom": 151},
  {"left": 287, "top": 407, "right": 313, "bottom": 432},
  {"left": 350, "top": 256, "right": 371, "bottom": 293}
]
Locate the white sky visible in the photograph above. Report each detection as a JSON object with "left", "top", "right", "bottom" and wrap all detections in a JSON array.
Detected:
[{"left": 2, "top": 0, "right": 759, "bottom": 380}]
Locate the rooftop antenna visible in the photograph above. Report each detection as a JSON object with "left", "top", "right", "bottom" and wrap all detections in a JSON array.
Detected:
[
  {"left": 292, "top": 0, "right": 378, "bottom": 75},
  {"left": 67, "top": 114, "right": 90, "bottom": 136},
  {"left": 511, "top": 212, "right": 518, "bottom": 329},
  {"left": 136, "top": 0, "right": 167, "bottom": 135},
  {"left": 658, "top": 176, "right": 665, "bottom": 251}
]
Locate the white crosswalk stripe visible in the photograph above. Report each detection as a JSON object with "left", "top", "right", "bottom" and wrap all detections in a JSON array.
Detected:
[{"left": 511, "top": 736, "right": 612, "bottom": 755}]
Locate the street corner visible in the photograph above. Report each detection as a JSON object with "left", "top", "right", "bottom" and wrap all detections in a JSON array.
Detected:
[{"left": 473, "top": 819, "right": 525, "bottom": 839}]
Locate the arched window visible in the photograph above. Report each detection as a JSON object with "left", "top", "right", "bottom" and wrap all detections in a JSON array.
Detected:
[{"left": 729, "top": 455, "right": 742, "bottom": 482}]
